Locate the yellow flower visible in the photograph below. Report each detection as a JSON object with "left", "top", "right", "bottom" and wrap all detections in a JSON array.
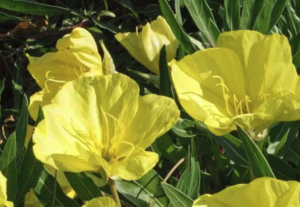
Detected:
[
  {"left": 82, "top": 197, "right": 119, "bottom": 207},
  {"left": 0, "top": 172, "right": 13, "bottom": 207},
  {"left": 33, "top": 74, "right": 179, "bottom": 181},
  {"left": 171, "top": 30, "right": 300, "bottom": 136},
  {"left": 115, "top": 16, "right": 178, "bottom": 74},
  {"left": 193, "top": 177, "right": 300, "bottom": 207},
  {"left": 28, "top": 27, "right": 116, "bottom": 120}
]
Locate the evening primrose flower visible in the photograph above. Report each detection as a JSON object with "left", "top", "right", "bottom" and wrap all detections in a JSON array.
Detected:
[
  {"left": 171, "top": 30, "right": 300, "bottom": 137},
  {"left": 0, "top": 172, "right": 13, "bottom": 207},
  {"left": 115, "top": 16, "right": 178, "bottom": 74},
  {"left": 193, "top": 177, "right": 300, "bottom": 207},
  {"left": 33, "top": 74, "right": 179, "bottom": 181},
  {"left": 28, "top": 27, "right": 116, "bottom": 120}
]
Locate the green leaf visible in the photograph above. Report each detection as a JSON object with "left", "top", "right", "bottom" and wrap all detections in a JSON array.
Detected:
[
  {"left": 0, "top": 12, "right": 28, "bottom": 22},
  {"left": 252, "top": 0, "right": 287, "bottom": 33},
  {"left": 64, "top": 172, "right": 101, "bottom": 201},
  {"left": 249, "top": 0, "right": 265, "bottom": 29},
  {"left": 152, "top": 134, "right": 186, "bottom": 163},
  {"left": 240, "top": 0, "right": 255, "bottom": 29},
  {"left": 213, "top": 134, "right": 248, "bottom": 166},
  {"left": 115, "top": 170, "right": 169, "bottom": 207},
  {"left": 161, "top": 183, "right": 193, "bottom": 207},
  {"left": 176, "top": 137, "right": 200, "bottom": 200},
  {"left": 237, "top": 126, "right": 275, "bottom": 178},
  {"left": 158, "top": 0, "right": 196, "bottom": 54},
  {"left": 34, "top": 169, "right": 80, "bottom": 207},
  {"left": 283, "top": 139, "right": 300, "bottom": 165},
  {"left": 268, "top": 155, "right": 300, "bottom": 181},
  {"left": 15, "top": 94, "right": 28, "bottom": 148},
  {"left": 224, "top": 0, "right": 240, "bottom": 31},
  {"left": 284, "top": 2, "right": 300, "bottom": 37},
  {"left": 159, "top": 45, "right": 173, "bottom": 98},
  {"left": 171, "top": 119, "right": 195, "bottom": 138},
  {"left": 15, "top": 139, "right": 44, "bottom": 205},
  {"left": 184, "top": 0, "right": 220, "bottom": 47},
  {"left": 0, "top": 0, "right": 70, "bottom": 15},
  {"left": 0, "top": 133, "right": 17, "bottom": 201},
  {"left": 291, "top": 33, "right": 300, "bottom": 70},
  {"left": 274, "top": 129, "right": 289, "bottom": 155}
]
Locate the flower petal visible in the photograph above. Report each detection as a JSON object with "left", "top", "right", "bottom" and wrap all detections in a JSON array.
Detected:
[
  {"left": 122, "top": 94, "right": 180, "bottom": 150},
  {"left": 245, "top": 34, "right": 298, "bottom": 105},
  {"left": 217, "top": 30, "right": 264, "bottom": 70},
  {"left": 27, "top": 28, "right": 102, "bottom": 89},
  {"left": 83, "top": 197, "right": 119, "bottom": 207},
  {"left": 193, "top": 177, "right": 300, "bottom": 207},
  {"left": 170, "top": 48, "right": 245, "bottom": 123},
  {"left": 115, "top": 31, "right": 155, "bottom": 73},
  {"left": 33, "top": 105, "right": 101, "bottom": 172},
  {"left": 112, "top": 150, "right": 158, "bottom": 181}
]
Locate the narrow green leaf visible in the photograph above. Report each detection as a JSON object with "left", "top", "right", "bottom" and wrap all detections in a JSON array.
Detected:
[
  {"left": 269, "top": 0, "right": 288, "bottom": 31},
  {"left": 224, "top": 0, "right": 240, "bottom": 31},
  {"left": 274, "top": 129, "right": 289, "bottom": 155},
  {"left": 240, "top": 0, "right": 255, "bottom": 29},
  {"left": 268, "top": 155, "right": 300, "bottom": 181},
  {"left": 283, "top": 139, "right": 300, "bottom": 165},
  {"left": 159, "top": 45, "right": 173, "bottom": 98},
  {"left": 291, "top": 33, "right": 300, "bottom": 69},
  {"left": 64, "top": 172, "right": 101, "bottom": 201},
  {"left": 252, "top": 0, "right": 273, "bottom": 33},
  {"left": 176, "top": 137, "right": 200, "bottom": 200},
  {"left": 249, "top": 0, "right": 265, "bottom": 29},
  {"left": 115, "top": 170, "right": 169, "bottom": 207},
  {"left": 0, "top": 133, "right": 17, "bottom": 201},
  {"left": 284, "top": 2, "right": 300, "bottom": 37},
  {"left": 184, "top": 0, "right": 220, "bottom": 47},
  {"left": 171, "top": 119, "right": 195, "bottom": 138},
  {"left": 46, "top": 170, "right": 57, "bottom": 207},
  {"left": 213, "top": 135, "right": 248, "bottom": 166},
  {"left": 15, "top": 139, "right": 44, "bottom": 205},
  {"left": 0, "top": 79, "right": 5, "bottom": 118},
  {"left": 0, "top": 0, "right": 70, "bottom": 15},
  {"left": 237, "top": 125, "right": 275, "bottom": 178},
  {"left": 34, "top": 169, "right": 80, "bottom": 207},
  {"left": 0, "top": 12, "right": 28, "bottom": 22},
  {"left": 15, "top": 94, "right": 28, "bottom": 148},
  {"left": 161, "top": 183, "right": 193, "bottom": 207},
  {"left": 175, "top": 0, "right": 183, "bottom": 25},
  {"left": 152, "top": 134, "right": 186, "bottom": 163},
  {"left": 158, "top": 0, "right": 196, "bottom": 54}
]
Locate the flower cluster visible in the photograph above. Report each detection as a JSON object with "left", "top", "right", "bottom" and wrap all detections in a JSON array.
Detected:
[{"left": 2, "top": 16, "right": 298, "bottom": 207}]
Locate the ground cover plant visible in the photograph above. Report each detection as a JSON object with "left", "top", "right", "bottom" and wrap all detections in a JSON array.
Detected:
[{"left": 1, "top": 0, "right": 300, "bottom": 206}]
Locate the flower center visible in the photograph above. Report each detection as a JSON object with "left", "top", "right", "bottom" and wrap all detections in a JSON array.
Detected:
[{"left": 213, "top": 75, "right": 252, "bottom": 116}]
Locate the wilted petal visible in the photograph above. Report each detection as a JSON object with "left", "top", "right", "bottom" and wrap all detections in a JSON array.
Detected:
[{"left": 193, "top": 177, "right": 300, "bottom": 207}]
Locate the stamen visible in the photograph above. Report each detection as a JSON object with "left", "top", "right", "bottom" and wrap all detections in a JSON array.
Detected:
[
  {"left": 260, "top": 93, "right": 270, "bottom": 102},
  {"left": 233, "top": 94, "right": 239, "bottom": 115},
  {"left": 245, "top": 96, "right": 251, "bottom": 114},
  {"left": 213, "top": 76, "right": 233, "bottom": 116}
]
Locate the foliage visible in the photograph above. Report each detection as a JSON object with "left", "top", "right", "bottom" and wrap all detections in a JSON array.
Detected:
[{"left": 0, "top": 0, "right": 300, "bottom": 206}]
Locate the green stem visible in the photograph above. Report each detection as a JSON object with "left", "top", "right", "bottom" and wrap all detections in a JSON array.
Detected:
[{"left": 108, "top": 178, "right": 121, "bottom": 206}]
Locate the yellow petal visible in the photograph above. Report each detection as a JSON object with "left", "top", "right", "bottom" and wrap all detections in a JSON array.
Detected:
[
  {"left": 0, "top": 172, "right": 13, "bottom": 207},
  {"left": 193, "top": 177, "right": 300, "bottom": 207},
  {"left": 82, "top": 197, "right": 119, "bottom": 207},
  {"left": 27, "top": 28, "right": 102, "bottom": 89},
  {"left": 245, "top": 34, "right": 298, "bottom": 105},
  {"left": 121, "top": 94, "right": 179, "bottom": 150},
  {"left": 217, "top": 30, "right": 265, "bottom": 70},
  {"left": 112, "top": 150, "right": 158, "bottom": 181},
  {"left": 28, "top": 88, "right": 57, "bottom": 120},
  {"left": 24, "top": 189, "right": 43, "bottom": 207},
  {"left": 33, "top": 105, "right": 102, "bottom": 172},
  {"left": 170, "top": 48, "right": 245, "bottom": 123},
  {"left": 115, "top": 16, "right": 178, "bottom": 74},
  {"left": 100, "top": 41, "right": 117, "bottom": 75}
]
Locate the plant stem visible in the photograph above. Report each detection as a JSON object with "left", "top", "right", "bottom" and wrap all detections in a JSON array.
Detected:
[{"left": 108, "top": 178, "right": 121, "bottom": 206}]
